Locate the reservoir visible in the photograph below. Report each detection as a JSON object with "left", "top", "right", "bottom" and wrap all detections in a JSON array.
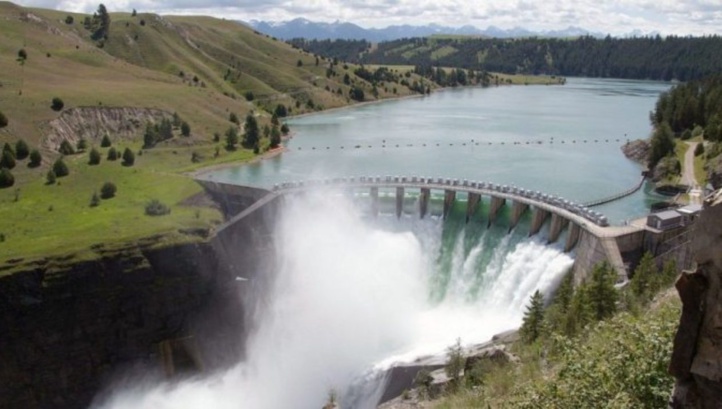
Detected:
[{"left": 207, "top": 77, "right": 671, "bottom": 224}]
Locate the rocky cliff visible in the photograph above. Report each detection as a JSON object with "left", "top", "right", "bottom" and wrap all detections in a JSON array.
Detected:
[
  {"left": 42, "top": 107, "right": 170, "bottom": 151},
  {"left": 0, "top": 187, "right": 281, "bottom": 409},
  {"left": 670, "top": 189, "right": 722, "bottom": 408}
]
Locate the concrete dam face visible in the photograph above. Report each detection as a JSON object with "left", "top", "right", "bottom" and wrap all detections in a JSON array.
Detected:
[{"left": 91, "top": 183, "right": 576, "bottom": 409}]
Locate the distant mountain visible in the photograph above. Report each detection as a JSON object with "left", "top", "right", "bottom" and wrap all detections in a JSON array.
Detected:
[{"left": 245, "top": 18, "right": 606, "bottom": 41}]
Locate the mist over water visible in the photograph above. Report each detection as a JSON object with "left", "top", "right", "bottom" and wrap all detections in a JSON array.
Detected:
[{"left": 93, "top": 191, "right": 573, "bottom": 409}]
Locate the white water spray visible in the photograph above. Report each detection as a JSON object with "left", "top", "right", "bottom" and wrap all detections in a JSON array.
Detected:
[{"left": 93, "top": 190, "right": 573, "bottom": 409}]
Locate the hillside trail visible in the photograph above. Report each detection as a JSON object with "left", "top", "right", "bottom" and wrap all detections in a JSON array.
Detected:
[{"left": 683, "top": 141, "right": 702, "bottom": 204}]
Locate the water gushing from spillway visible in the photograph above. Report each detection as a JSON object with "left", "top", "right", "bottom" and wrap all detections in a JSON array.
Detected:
[{"left": 92, "top": 191, "right": 573, "bottom": 409}]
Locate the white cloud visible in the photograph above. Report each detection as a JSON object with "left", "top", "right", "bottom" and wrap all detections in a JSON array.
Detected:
[{"left": 13, "top": 0, "right": 722, "bottom": 35}]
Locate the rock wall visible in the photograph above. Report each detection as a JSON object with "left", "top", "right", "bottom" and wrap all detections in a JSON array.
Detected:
[
  {"left": 670, "top": 190, "right": 722, "bottom": 408},
  {"left": 0, "top": 189, "right": 281, "bottom": 409},
  {"left": 42, "top": 107, "right": 170, "bottom": 151}
]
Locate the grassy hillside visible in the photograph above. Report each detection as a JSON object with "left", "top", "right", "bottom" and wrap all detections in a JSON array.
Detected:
[{"left": 0, "top": 1, "right": 431, "bottom": 265}]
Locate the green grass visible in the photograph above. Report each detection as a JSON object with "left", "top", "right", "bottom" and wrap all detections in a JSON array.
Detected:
[
  {"left": 0, "top": 143, "right": 240, "bottom": 262},
  {"left": 0, "top": 2, "right": 438, "bottom": 265}
]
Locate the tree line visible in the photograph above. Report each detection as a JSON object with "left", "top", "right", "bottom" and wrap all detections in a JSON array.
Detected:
[
  {"left": 292, "top": 35, "right": 722, "bottom": 82},
  {"left": 648, "top": 74, "right": 722, "bottom": 170}
]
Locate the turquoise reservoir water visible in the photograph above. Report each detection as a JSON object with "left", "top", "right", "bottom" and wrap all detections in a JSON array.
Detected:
[{"left": 206, "top": 77, "right": 671, "bottom": 224}]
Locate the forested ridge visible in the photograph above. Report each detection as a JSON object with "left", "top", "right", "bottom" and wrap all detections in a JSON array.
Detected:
[{"left": 290, "top": 35, "right": 722, "bottom": 82}]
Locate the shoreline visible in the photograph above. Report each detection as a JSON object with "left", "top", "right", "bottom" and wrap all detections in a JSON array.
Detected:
[
  {"left": 189, "top": 78, "right": 566, "bottom": 179},
  {"left": 188, "top": 146, "right": 287, "bottom": 179}
]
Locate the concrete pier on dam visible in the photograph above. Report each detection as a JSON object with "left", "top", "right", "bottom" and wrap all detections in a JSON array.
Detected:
[{"left": 202, "top": 175, "right": 694, "bottom": 283}]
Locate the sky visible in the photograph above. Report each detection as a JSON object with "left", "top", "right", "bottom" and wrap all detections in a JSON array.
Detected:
[{"left": 14, "top": 0, "right": 722, "bottom": 36}]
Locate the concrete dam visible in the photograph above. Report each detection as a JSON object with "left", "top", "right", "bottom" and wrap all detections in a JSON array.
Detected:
[{"left": 207, "top": 175, "right": 689, "bottom": 284}]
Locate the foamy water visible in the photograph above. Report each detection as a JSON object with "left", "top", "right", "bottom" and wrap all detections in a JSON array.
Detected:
[{"left": 92, "top": 191, "right": 573, "bottom": 409}]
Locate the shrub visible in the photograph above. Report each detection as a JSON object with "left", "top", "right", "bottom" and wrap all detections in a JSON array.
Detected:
[
  {"left": 281, "top": 124, "right": 290, "bottom": 135},
  {"left": 1, "top": 150, "right": 16, "bottom": 169},
  {"left": 76, "top": 138, "right": 88, "bottom": 152},
  {"left": 145, "top": 199, "right": 170, "bottom": 216},
  {"left": 101, "top": 134, "right": 112, "bottom": 147},
  {"left": 28, "top": 149, "right": 42, "bottom": 167},
  {"left": 65, "top": 15, "right": 74, "bottom": 24},
  {"left": 89, "top": 192, "right": 100, "bottom": 207},
  {"left": 445, "top": 338, "right": 466, "bottom": 390},
  {"left": 46, "top": 170, "right": 56, "bottom": 185},
  {"left": 88, "top": 147, "right": 101, "bottom": 165},
  {"left": 0, "top": 110, "right": 7, "bottom": 128},
  {"left": 100, "top": 182, "right": 117, "bottom": 199},
  {"left": 122, "top": 148, "right": 135, "bottom": 166},
  {"left": 0, "top": 168, "right": 14, "bottom": 188},
  {"left": 59, "top": 139, "right": 75, "bottom": 155},
  {"left": 51, "top": 97, "right": 65, "bottom": 111},
  {"left": 107, "top": 147, "right": 118, "bottom": 161},
  {"left": 695, "top": 143, "right": 705, "bottom": 157},
  {"left": 213, "top": 132, "right": 220, "bottom": 142},
  {"left": 244, "top": 91, "right": 254, "bottom": 101},
  {"left": 15, "top": 139, "right": 29, "bottom": 160},
  {"left": 53, "top": 158, "right": 69, "bottom": 177},
  {"left": 17, "top": 48, "right": 27, "bottom": 61},
  {"left": 229, "top": 112, "right": 239, "bottom": 124}
]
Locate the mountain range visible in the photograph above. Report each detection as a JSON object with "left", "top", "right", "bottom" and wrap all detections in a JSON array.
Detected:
[{"left": 246, "top": 18, "right": 609, "bottom": 41}]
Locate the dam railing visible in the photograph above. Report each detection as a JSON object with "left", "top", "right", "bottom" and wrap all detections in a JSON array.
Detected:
[{"left": 272, "top": 175, "right": 610, "bottom": 228}]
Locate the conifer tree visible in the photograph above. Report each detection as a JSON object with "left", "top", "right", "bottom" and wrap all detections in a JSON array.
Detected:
[
  {"left": 29, "top": 149, "right": 42, "bottom": 167},
  {"left": 15, "top": 139, "right": 29, "bottom": 160},
  {"left": 101, "top": 134, "right": 112, "bottom": 147},
  {"left": 243, "top": 114, "right": 259, "bottom": 148},
  {"left": 520, "top": 290, "right": 545, "bottom": 343},
  {"left": 589, "top": 262, "right": 618, "bottom": 321}
]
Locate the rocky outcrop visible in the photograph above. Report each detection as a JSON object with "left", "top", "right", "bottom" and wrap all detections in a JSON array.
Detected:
[
  {"left": 669, "top": 189, "right": 722, "bottom": 408},
  {"left": 42, "top": 107, "right": 170, "bottom": 151},
  {"left": 0, "top": 188, "right": 282, "bottom": 409},
  {"left": 622, "top": 139, "right": 651, "bottom": 165}
]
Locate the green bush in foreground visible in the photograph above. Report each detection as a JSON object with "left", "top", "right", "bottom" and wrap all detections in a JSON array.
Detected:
[
  {"left": 145, "top": 199, "right": 170, "bottom": 216},
  {"left": 512, "top": 301, "right": 679, "bottom": 409}
]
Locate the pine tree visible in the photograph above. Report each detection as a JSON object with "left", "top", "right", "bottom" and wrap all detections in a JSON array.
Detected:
[
  {"left": 0, "top": 150, "right": 16, "bottom": 169},
  {"left": 270, "top": 125, "right": 282, "bottom": 149},
  {"left": 15, "top": 139, "right": 29, "bottom": 160},
  {"left": 101, "top": 134, "right": 112, "bottom": 147},
  {"left": 107, "top": 147, "right": 118, "bottom": 161},
  {"left": 0, "top": 168, "right": 14, "bottom": 188},
  {"left": 520, "top": 290, "right": 545, "bottom": 343},
  {"left": 180, "top": 121, "right": 191, "bottom": 137},
  {"left": 88, "top": 147, "right": 101, "bottom": 165},
  {"left": 565, "top": 284, "right": 593, "bottom": 336},
  {"left": 29, "top": 149, "right": 42, "bottom": 167},
  {"left": 0, "top": 110, "right": 8, "bottom": 128},
  {"left": 53, "top": 158, "right": 69, "bottom": 177},
  {"left": 59, "top": 139, "right": 75, "bottom": 155},
  {"left": 631, "top": 252, "right": 657, "bottom": 301},
  {"left": 243, "top": 114, "right": 259, "bottom": 148},
  {"left": 122, "top": 148, "right": 135, "bottom": 166},
  {"left": 589, "top": 262, "right": 618, "bottom": 321},
  {"left": 225, "top": 127, "right": 239, "bottom": 150}
]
